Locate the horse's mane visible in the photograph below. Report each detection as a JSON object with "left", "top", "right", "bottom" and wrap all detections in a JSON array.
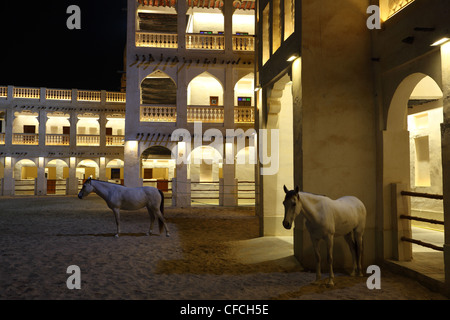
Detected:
[
  {"left": 284, "top": 190, "right": 327, "bottom": 201},
  {"left": 88, "top": 179, "right": 126, "bottom": 187}
]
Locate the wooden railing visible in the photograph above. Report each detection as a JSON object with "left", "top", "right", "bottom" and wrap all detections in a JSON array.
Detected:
[
  {"left": 232, "top": 35, "right": 255, "bottom": 51},
  {"left": 46, "top": 134, "right": 70, "bottom": 146},
  {"left": 106, "top": 135, "right": 125, "bottom": 146},
  {"left": 234, "top": 107, "right": 254, "bottom": 124},
  {"left": 12, "top": 133, "right": 39, "bottom": 145},
  {"left": 76, "top": 135, "right": 100, "bottom": 146},
  {"left": 140, "top": 105, "right": 177, "bottom": 122},
  {"left": 187, "top": 106, "right": 224, "bottom": 123},
  {"left": 186, "top": 33, "right": 225, "bottom": 50},
  {"left": 136, "top": 32, "right": 178, "bottom": 48},
  {"left": 0, "top": 86, "right": 126, "bottom": 103},
  {"left": 46, "top": 89, "right": 72, "bottom": 101},
  {"left": 13, "top": 87, "right": 40, "bottom": 99}
]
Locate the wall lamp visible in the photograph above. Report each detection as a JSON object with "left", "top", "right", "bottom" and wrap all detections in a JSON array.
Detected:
[
  {"left": 287, "top": 54, "right": 299, "bottom": 62},
  {"left": 431, "top": 37, "right": 450, "bottom": 47}
]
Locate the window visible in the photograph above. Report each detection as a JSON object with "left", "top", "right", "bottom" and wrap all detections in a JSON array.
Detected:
[
  {"left": 414, "top": 136, "right": 431, "bottom": 187},
  {"left": 262, "top": 3, "right": 270, "bottom": 65},
  {"left": 284, "top": 0, "right": 295, "bottom": 40},
  {"left": 272, "top": 0, "right": 281, "bottom": 53}
]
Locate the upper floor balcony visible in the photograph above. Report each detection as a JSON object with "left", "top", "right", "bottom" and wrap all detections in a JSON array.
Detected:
[
  {"left": 135, "top": 0, "right": 255, "bottom": 52},
  {"left": 380, "top": 0, "right": 415, "bottom": 21}
]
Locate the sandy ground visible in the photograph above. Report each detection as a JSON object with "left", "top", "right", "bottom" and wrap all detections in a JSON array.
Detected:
[{"left": 0, "top": 195, "right": 448, "bottom": 300}]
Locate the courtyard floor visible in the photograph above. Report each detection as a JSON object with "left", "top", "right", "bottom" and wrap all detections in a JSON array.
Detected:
[{"left": 0, "top": 195, "right": 448, "bottom": 300}]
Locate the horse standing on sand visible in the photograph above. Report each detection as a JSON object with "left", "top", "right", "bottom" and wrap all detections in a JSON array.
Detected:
[
  {"left": 78, "top": 178, "right": 170, "bottom": 238},
  {"left": 282, "top": 185, "right": 366, "bottom": 287}
]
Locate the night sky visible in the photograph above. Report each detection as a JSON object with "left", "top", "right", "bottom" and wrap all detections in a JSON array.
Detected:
[{"left": 0, "top": 0, "right": 127, "bottom": 91}]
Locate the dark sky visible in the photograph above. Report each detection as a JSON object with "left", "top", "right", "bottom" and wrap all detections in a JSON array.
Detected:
[{"left": 0, "top": 0, "right": 127, "bottom": 91}]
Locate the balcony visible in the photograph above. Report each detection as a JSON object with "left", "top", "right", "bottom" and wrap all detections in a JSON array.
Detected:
[
  {"left": 77, "top": 135, "right": 100, "bottom": 146},
  {"left": 381, "top": 0, "right": 415, "bottom": 20},
  {"left": 12, "top": 133, "right": 39, "bottom": 145},
  {"left": 234, "top": 107, "right": 254, "bottom": 124},
  {"left": 0, "top": 86, "right": 126, "bottom": 103},
  {"left": 106, "top": 135, "right": 125, "bottom": 146},
  {"left": 140, "top": 105, "right": 177, "bottom": 122},
  {"left": 136, "top": 32, "right": 178, "bottom": 48},
  {"left": 187, "top": 105, "right": 224, "bottom": 123},
  {"left": 46, "top": 134, "right": 70, "bottom": 146},
  {"left": 186, "top": 33, "right": 225, "bottom": 50}
]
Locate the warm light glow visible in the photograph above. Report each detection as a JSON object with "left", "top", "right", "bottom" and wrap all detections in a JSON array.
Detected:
[
  {"left": 70, "top": 157, "right": 76, "bottom": 167},
  {"left": 5, "top": 157, "right": 11, "bottom": 167},
  {"left": 177, "top": 141, "right": 186, "bottom": 158},
  {"left": 100, "top": 157, "right": 106, "bottom": 167},
  {"left": 39, "top": 157, "right": 44, "bottom": 167},
  {"left": 431, "top": 37, "right": 450, "bottom": 47},
  {"left": 287, "top": 55, "right": 298, "bottom": 62}
]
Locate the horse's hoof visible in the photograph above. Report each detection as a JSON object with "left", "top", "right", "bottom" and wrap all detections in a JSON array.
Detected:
[
  {"left": 326, "top": 280, "right": 335, "bottom": 288},
  {"left": 166, "top": 233, "right": 170, "bottom": 237},
  {"left": 115, "top": 234, "right": 119, "bottom": 238}
]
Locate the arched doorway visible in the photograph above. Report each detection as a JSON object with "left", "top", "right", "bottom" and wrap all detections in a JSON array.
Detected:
[
  {"left": 141, "top": 145, "right": 175, "bottom": 203},
  {"left": 384, "top": 73, "right": 444, "bottom": 269},
  {"left": 14, "top": 159, "right": 37, "bottom": 195},
  {"left": 46, "top": 159, "right": 69, "bottom": 195},
  {"left": 106, "top": 159, "right": 124, "bottom": 184},
  {"left": 76, "top": 159, "right": 99, "bottom": 190},
  {"left": 189, "top": 145, "right": 223, "bottom": 205}
]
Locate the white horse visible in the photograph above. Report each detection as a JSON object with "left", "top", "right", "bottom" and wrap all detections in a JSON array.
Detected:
[
  {"left": 282, "top": 185, "right": 366, "bottom": 286},
  {"left": 78, "top": 178, "right": 170, "bottom": 238}
]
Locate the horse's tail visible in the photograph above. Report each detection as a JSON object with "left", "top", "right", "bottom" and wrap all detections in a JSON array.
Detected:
[{"left": 158, "top": 189, "right": 165, "bottom": 216}]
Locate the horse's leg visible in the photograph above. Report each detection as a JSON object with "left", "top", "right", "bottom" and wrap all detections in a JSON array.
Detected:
[
  {"left": 311, "top": 237, "right": 321, "bottom": 283},
  {"left": 354, "top": 230, "right": 364, "bottom": 276},
  {"left": 146, "top": 206, "right": 156, "bottom": 236},
  {"left": 344, "top": 232, "right": 357, "bottom": 276},
  {"left": 325, "top": 235, "right": 335, "bottom": 287},
  {"left": 154, "top": 208, "right": 170, "bottom": 237},
  {"left": 112, "top": 208, "right": 121, "bottom": 238}
]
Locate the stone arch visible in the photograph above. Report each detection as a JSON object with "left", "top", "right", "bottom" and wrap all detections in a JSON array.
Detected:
[{"left": 187, "top": 71, "right": 224, "bottom": 106}]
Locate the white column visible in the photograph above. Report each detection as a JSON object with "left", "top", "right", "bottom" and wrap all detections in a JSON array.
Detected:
[
  {"left": 35, "top": 157, "right": 47, "bottom": 196},
  {"left": 66, "top": 156, "right": 78, "bottom": 195},
  {"left": 2, "top": 156, "right": 14, "bottom": 195}
]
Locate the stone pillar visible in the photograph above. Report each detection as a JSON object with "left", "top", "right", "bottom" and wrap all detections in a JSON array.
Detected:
[
  {"left": 5, "top": 109, "right": 13, "bottom": 148},
  {"left": 99, "top": 156, "right": 106, "bottom": 181},
  {"left": 124, "top": 140, "right": 142, "bottom": 187},
  {"left": 222, "top": 0, "right": 234, "bottom": 54},
  {"left": 177, "top": 69, "right": 188, "bottom": 128},
  {"left": 439, "top": 42, "right": 450, "bottom": 293},
  {"left": 2, "top": 157, "right": 14, "bottom": 195},
  {"left": 224, "top": 65, "right": 235, "bottom": 128},
  {"left": 70, "top": 112, "right": 78, "bottom": 147},
  {"left": 99, "top": 113, "right": 107, "bottom": 148},
  {"left": 174, "top": 141, "right": 191, "bottom": 207},
  {"left": 66, "top": 156, "right": 78, "bottom": 195},
  {"left": 35, "top": 157, "right": 47, "bottom": 196},
  {"left": 176, "top": 0, "right": 187, "bottom": 52},
  {"left": 38, "top": 110, "right": 47, "bottom": 147},
  {"left": 222, "top": 142, "right": 237, "bottom": 206}
]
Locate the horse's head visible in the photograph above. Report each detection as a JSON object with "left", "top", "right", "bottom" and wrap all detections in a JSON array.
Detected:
[
  {"left": 78, "top": 177, "right": 94, "bottom": 199},
  {"left": 282, "top": 185, "right": 301, "bottom": 230}
]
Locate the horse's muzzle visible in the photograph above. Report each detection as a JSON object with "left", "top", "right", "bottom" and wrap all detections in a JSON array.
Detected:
[
  {"left": 283, "top": 221, "right": 291, "bottom": 230},
  {"left": 78, "top": 193, "right": 83, "bottom": 199}
]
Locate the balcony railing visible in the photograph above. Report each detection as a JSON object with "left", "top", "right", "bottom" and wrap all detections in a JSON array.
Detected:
[
  {"left": 46, "top": 134, "right": 70, "bottom": 146},
  {"left": 186, "top": 33, "right": 225, "bottom": 50},
  {"left": 232, "top": 35, "right": 255, "bottom": 51},
  {"left": 187, "top": 106, "right": 224, "bottom": 123},
  {"left": 0, "top": 86, "right": 126, "bottom": 103},
  {"left": 12, "top": 133, "right": 39, "bottom": 145},
  {"left": 140, "top": 105, "right": 177, "bottom": 122},
  {"left": 136, "top": 32, "right": 178, "bottom": 48},
  {"left": 106, "top": 135, "right": 125, "bottom": 146},
  {"left": 46, "top": 89, "right": 72, "bottom": 101},
  {"left": 77, "top": 135, "right": 100, "bottom": 146},
  {"left": 13, "top": 87, "right": 40, "bottom": 99},
  {"left": 234, "top": 107, "right": 254, "bottom": 124}
]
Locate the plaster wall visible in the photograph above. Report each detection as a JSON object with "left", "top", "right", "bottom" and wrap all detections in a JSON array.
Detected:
[{"left": 297, "top": 0, "right": 376, "bottom": 269}]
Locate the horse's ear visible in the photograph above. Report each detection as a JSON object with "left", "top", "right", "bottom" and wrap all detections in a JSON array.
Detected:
[
  {"left": 87, "top": 177, "right": 92, "bottom": 183},
  {"left": 283, "top": 185, "right": 289, "bottom": 194},
  {"left": 295, "top": 185, "right": 299, "bottom": 193}
]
